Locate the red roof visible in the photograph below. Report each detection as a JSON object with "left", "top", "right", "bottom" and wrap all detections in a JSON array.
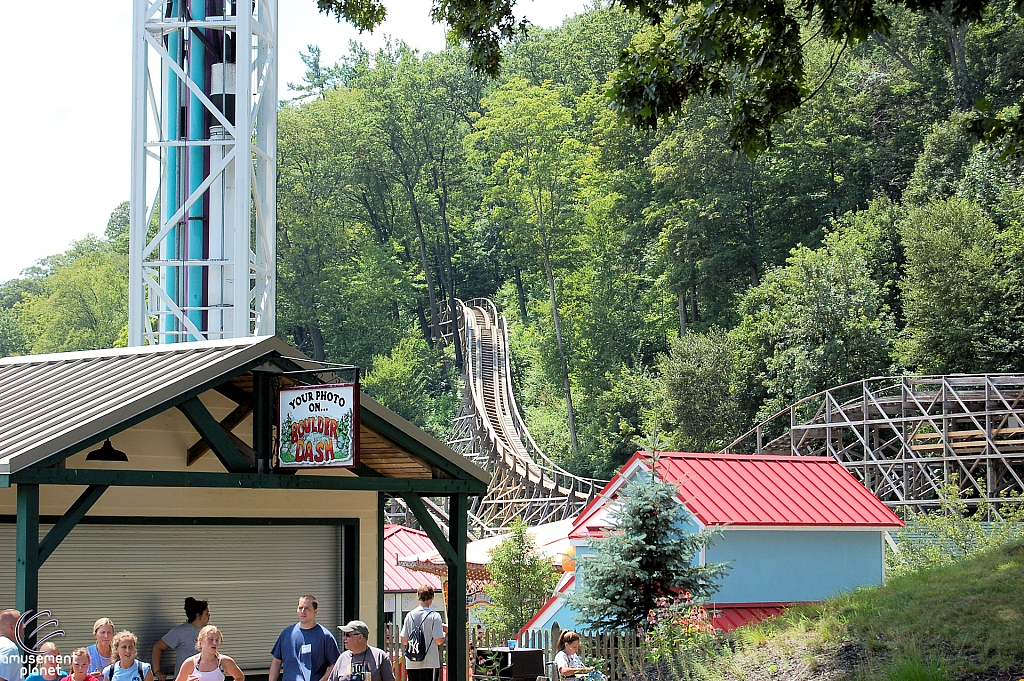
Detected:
[
  {"left": 384, "top": 524, "right": 442, "bottom": 592},
  {"left": 710, "top": 604, "right": 789, "bottom": 632},
  {"left": 570, "top": 452, "right": 903, "bottom": 535}
]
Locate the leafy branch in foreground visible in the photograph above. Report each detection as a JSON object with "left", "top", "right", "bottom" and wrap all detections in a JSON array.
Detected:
[{"left": 313, "top": 0, "right": 1024, "bottom": 156}]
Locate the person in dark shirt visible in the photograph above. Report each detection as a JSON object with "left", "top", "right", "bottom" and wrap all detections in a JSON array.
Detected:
[{"left": 269, "top": 596, "right": 340, "bottom": 681}]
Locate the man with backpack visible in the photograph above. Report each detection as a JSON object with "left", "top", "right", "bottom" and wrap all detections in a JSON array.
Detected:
[{"left": 400, "top": 586, "right": 446, "bottom": 681}]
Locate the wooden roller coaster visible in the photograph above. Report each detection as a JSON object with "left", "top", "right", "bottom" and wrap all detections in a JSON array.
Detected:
[
  {"left": 723, "top": 374, "right": 1024, "bottom": 513},
  {"left": 444, "top": 299, "right": 606, "bottom": 534},
  {"left": 393, "top": 301, "right": 1024, "bottom": 535}
]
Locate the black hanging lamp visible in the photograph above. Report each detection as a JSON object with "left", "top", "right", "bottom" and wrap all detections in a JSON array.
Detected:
[{"left": 86, "top": 439, "right": 128, "bottom": 462}]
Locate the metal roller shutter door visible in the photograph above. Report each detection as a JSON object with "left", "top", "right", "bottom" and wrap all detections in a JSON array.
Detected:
[{"left": 0, "top": 523, "right": 341, "bottom": 673}]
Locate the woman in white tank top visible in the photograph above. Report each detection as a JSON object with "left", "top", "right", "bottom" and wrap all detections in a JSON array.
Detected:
[{"left": 174, "top": 626, "right": 244, "bottom": 681}]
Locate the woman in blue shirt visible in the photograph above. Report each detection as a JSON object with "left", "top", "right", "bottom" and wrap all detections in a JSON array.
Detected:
[{"left": 102, "top": 632, "right": 153, "bottom": 681}]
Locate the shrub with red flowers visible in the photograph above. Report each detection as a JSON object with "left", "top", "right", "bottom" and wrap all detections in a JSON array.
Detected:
[{"left": 643, "top": 593, "right": 717, "bottom": 663}]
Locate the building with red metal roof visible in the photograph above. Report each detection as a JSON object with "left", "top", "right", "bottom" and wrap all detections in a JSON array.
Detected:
[
  {"left": 383, "top": 524, "right": 444, "bottom": 630},
  {"left": 525, "top": 451, "right": 903, "bottom": 634}
]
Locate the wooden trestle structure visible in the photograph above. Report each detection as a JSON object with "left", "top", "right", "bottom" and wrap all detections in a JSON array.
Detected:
[
  {"left": 723, "top": 374, "right": 1024, "bottom": 512},
  {"left": 443, "top": 299, "right": 606, "bottom": 535}
]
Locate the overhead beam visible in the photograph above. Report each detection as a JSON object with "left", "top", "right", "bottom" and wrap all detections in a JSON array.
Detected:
[
  {"left": 187, "top": 401, "right": 253, "bottom": 465},
  {"left": 213, "top": 381, "right": 253, "bottom": 406},
  {"left": 177, "top": 397, "right": 255, "bottom": 473},
  {"left": 401, "top": 493, "right": 457, "bottom": 565},
  {"left": 38, "top": 485, "right": 108, "bottom": 565},
  {"left": 5, "top": 468, "right": 488, "bottom": 494}
]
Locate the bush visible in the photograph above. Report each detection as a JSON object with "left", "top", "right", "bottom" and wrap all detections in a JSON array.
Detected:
[
  {"left": 644, "top": 594, "right": 716, "bottom": 663},
  {"left": 887, "top": 474, "right": 1024, "bottom": 577}
]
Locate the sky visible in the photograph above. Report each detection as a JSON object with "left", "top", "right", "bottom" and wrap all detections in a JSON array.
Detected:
[{"left": 0, "top": 0, "right": 589, "bottom": 283}]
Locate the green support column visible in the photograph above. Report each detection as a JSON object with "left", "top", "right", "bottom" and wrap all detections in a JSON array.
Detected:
[
  {"left": 377, "top": 492, "right": 386, "bottom": 648},
  {"left": 253, "top": 371, "right": 273, "bottom": 473},
  {"left": 16, "top": 483, "right": 40, "bottom": 640},
  {"left": 447, "top": 494, "right": 468, "bottom": 681}
]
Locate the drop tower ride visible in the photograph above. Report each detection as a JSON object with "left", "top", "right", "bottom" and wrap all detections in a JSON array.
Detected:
[{"left": 128, "top": 0, "right": 277, "bottom": 345}]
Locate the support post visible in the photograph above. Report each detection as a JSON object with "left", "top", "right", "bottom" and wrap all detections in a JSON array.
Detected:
[
  {"left": 16, "top": 483, "right": 40, "bottom": 643},
  {"left": 253, "top": 371, "right": 273, "bottom": 473},
  {"left": 377, "top": 492, "right": 386, "bottom": 648},
  {"left": 400, "top": 493, "right": 457, "bottom": 564},
  {"left": 447, "top": 494, "right": 468, "bottom": 681}
]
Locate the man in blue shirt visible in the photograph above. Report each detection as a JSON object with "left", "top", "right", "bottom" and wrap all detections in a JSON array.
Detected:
[{"left": 269, "top": 596, "right": 341, "bottom": 681}]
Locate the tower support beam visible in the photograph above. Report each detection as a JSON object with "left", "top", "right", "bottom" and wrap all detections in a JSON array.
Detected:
[{"left": 130, "top": 0, "right": 277, "bottom": 346}]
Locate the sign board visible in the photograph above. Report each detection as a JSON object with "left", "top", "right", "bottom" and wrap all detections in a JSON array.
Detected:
[{"left": 278, "top": 383, "right": 359, "bottom": 468}]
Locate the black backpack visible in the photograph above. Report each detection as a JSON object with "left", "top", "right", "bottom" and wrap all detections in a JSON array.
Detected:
[{"left": 405, "top": 610, "right": 437, "bottom": 662}]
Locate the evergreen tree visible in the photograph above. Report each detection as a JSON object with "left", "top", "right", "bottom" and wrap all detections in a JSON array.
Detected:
[
  {"left": 569, "top": 458, "right": 727, "bottom": 630},
  {"left": 479, "top": 518, "right": 559, "bottom": 637}
]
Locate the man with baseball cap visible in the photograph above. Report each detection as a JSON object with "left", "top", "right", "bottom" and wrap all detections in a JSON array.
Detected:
[{"left": 326, "top": 622, "right": 394, "bottom": 681}]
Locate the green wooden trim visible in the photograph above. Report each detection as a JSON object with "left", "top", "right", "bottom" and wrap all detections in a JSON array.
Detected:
[
  {"left": 38, "top": 485, "right": 108, "bottom": 565},
  {"left": 5, "top": 469, "right": 487, "bottom": 494},
  {"left": 0, "top": 515, "right": 360, "bottom": 527},
  {"left": 400, "top": 493, "right": 457, "bottom": 565},
  {"left": 253, "top": 372, "right": 273, "bottom": 473},
  {"left": 360, "top": 408, "right": 469, "bottom": 480},
  {"left": 377, "top": 493, "right": 385, "bottom": 648},
  {"left": 447, "top": 494, "right": 469, "bottom": 681},
  {"left": 177, "top": 397, "right": 255, "bottom": 473},
  {"left": 342, "top": 522, "right": 359, "bottom": 626},
  {"left": 16, "top": 484, "right": 39, "bottom": 624},
  {"left": 355, "top": 464, "right": 384, "bottom": 478}
]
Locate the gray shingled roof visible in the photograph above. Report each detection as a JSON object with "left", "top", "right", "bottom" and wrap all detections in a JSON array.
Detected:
[{"left": 0, "top": 337, "right": 487, "bottom": 483}]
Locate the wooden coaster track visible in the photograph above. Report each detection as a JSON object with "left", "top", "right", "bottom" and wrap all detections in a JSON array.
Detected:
[
  {"left": 444, "top": 299, "right": 607, "bottom": 535},
  {"left": 723, "top": 374, "right": 1024, "bottom": 514}
]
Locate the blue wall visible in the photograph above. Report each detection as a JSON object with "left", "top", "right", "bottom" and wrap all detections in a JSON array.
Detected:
[
  {"left": 705, "top": 530, "right": 884, "bottom": 603},
  {"left": 545, "top": 599, "right": 582, "bottom": 632},
  {"left": 532, "top": 530, "right": 885, "bottom": 632}
]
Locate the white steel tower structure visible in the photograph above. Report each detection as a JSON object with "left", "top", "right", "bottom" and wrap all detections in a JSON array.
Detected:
[{"left": 129, "top": 0, "right": 277, "bottom": 345}]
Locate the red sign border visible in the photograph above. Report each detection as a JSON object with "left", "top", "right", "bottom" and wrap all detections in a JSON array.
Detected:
[{"left": 277, "top": 381, "right": 361, "bottom": 469}]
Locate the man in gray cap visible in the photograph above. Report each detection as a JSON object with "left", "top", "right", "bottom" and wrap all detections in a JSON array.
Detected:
[{"left": 326, "top": 621, "right": 394, "bottom": 681}]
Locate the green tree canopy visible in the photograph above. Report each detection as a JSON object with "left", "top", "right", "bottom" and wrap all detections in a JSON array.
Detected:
[
  {"left": 314, "top": 0, "right": 1024, "bottom": 155},
  {"left": 16, "top": 248, "right": 128, "bottom": 354},
  {"left": 731, "top": 240, "right": 896, "bottom": 422},
  {"left": 898, "top": 197, "right": 1002, "bottom": 373},
  {"left": 479, "top": 518, "right": 559, "bottom": 637},
  {"left": 660, "top": 327, "right": 742, "bottom": 451}
]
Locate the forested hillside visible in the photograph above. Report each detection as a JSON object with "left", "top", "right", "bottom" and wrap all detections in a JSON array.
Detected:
[{"left": 3, "top": 2, "right": 1022, "bottom": 479}]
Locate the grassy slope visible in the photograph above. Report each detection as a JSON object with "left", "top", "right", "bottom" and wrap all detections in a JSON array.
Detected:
[{"left": 719, "top": 542, "right": 1024, "bottom": 679}]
